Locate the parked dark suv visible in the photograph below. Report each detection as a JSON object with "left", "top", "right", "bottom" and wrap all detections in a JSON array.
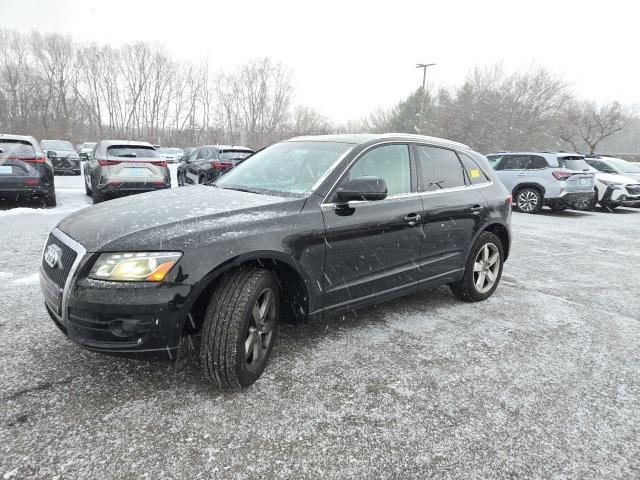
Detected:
[
  {"left": 0, "top": 134, "right": 56, "bottom": 206},
  {"left": 177, "top": 145, "right": 253, "bottom": 186},
  {"left": 40, "top": 134, "right": 511, "bottom": 389},
  {"left": 41, "top": 140, "right": 81, "bottom": 175}
]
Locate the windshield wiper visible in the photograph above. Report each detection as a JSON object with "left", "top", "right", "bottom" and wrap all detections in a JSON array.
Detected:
[{"left": 218, "top": 186, "right": 263, "bottom": 195}]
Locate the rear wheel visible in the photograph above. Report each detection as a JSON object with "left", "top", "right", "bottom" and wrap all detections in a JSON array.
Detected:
[
  {"left": 92, "top": 189, "right": 106, "bottom": 204},
  {"left": 574, "top": 195, "right": 597, "bottom": 211},
  {"left": 200, "top": 268, "right": 280, "bottom": 390},
  {"left": 198, "top": 174, "right": 206, "bottom": 185},
  {"left": 450, "top": 232, "right": 504, "bottom": 302},
  {"left": 85, "top": 176, "right": 93, "bottom": 196},
  {"left": 177, "top": 172, "right": 184, "bottom": 186},
  {"left": 514, "top": 188, "right": 543, "bottom": 213}
]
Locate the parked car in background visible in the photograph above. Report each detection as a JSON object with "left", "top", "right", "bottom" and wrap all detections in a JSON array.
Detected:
[
  {"left": 581, "top": 164, "right": 640, "bottom": 210},
  {"left": 181, "top": 147, "right": 195, "bottom": 162},
  {"left": 41, "top": 140, "right": 81, "bottom": 175},
  {"left": 78, "top": 142, "right": 97, "bottom": 160},
  {"left": 84, "top": 140, "right": 171, "bottom": 204},
  {"left": 586, "top": 156, "right": 640, "bottom": 182},
  {"left": 40, "top": 133, "right": 511, "bottom": 389},
  {"left": 486, "top": 152, "right": 595, "bottom": 213},
  {"left": 177, "top": 145, "right": 253, "bottom": 186},
  {"left": 0, "top": 134, "right": 56, "bottom": 206},
  {"left": 157, "top": 147, "right": 184, "bottom": 163}
]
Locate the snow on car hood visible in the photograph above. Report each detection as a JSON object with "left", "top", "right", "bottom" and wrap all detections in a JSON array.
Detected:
[
  {"left": 56, "top": 186, "right": 300, "bottom": 252},
  {"left": 595, "top": 171, "right": 640, "bottom": 185}
]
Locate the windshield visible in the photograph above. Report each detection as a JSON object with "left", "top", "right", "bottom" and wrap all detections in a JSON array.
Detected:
[
  {"left": 558, "top": 158, "right": 590, "bottom": 171},
  {"left": 220, "top": 150, "right": 252, "bottom": 161},
  {"left": 82, "top": 142, "right": 96, "bottom": 150},
  {"left": 107, "top": 145, "right": 160, "bottom": 159},
  {"left": 608, "top": 158, "right": 640, "bottom": 173},
  {"left": 216, "top": 141, "right": 353, "bottom": 196},
  {"left": 42, "top": 140, "right": 74, "bottom": 151},
  {"left": 0, "top": 140, "right": 36, "bottom": 159}
]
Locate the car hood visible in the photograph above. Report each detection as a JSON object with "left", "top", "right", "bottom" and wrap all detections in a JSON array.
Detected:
[
  {"left": 596, "top": 172, "right": 640, "bottom": 185},
  {"left": 57, "top": 186, "right": 302, "bottom": 252}
]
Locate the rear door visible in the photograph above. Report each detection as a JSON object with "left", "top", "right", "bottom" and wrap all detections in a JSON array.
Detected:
[
  {"left": 493, "top": 155, "right": 530, "bottom": 191},
  {"left": 321, "top": 143, "right": 423, "bottom": 311},
  {"left": 414, "top": 145, "right": 487, "bottom": 283}
]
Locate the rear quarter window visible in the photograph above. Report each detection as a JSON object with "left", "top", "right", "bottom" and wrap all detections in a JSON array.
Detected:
[{"left": 459, "top": 152, "right": 490, "bottom": 185}]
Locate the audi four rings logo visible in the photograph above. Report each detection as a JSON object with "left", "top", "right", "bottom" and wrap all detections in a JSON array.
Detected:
[{"left": 44, "top": 244, "right": 63, "bottom": 269}]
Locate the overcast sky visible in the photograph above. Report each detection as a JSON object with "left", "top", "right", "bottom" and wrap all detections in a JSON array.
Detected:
[{"left": 1, "top": 0, "right": 637, "bottom": 122}]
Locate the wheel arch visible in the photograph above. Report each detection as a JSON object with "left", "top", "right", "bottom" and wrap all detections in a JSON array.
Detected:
[
  {"left": 512, "top": 182, "right": 546, "bottom": 197},
  {"left": 472, "top": 220, "right": 511, "bottom": 261},
  {"left": 182, "top": 251, "right": 311, "bottom": 337}
]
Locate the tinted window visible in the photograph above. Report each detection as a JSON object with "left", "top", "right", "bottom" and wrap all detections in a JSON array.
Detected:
[
  {"left": 0, "top": 140, "right": 36, "bottom": 159},
  {"left": 219, "top": 150, "right": 252, "bottom": 161},
  {"left": 527, "top": 155, "right": 548, "bottom": 169},
  {"left": 197, "top": 148, "right": 210, "bottom": 160},
  {"left": 558, "top": 158, "right": 590, "bottom": 171},
  {"left": 346, "top": 144, "right": 411, "bottom": 195},
  {"left": 495, "top": 155, "right": 529, "bottom": 170},
  {"left": 106, "top": 145, "right": 159, "bottom": 158},
  {"left": 42, "top": 140, "right": 74, "bottom": 151},
  {"left": 486, "top": 155, "right": 502, "bottom": 168},
  {"left": 459, "top": 152, "right": 490, "bottom": 185},
  {"left": 415, "top": 145, "right": 465, "bottom": 191}
]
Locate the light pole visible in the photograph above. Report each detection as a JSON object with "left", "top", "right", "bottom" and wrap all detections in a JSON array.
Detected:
[
  {"left": 416, "top": 63, "right": 436, "bottom": 91},
  {"left": 415, "top": 63, "right": 436, "bottom": 134}
]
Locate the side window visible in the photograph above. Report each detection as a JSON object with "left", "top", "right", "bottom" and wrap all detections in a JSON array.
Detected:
[
  {"left": 343, "top": 144, "right": 411, "bottom": 196},
  {"left": 527, "top": 155, "right": 548, "bottom": 169},
  {"left": 486, "top": 155, "right": 502, "bottom": 169},
  {"left": 495, "top": 155, "right": 528, "bottom": 170},
  {"left": 189, "top": 149, "right": 199, "bottom": 161},
  {"left": 90, "top": 144, "right": 98, "bottom": 158},
  {"left": 415, "top": 145, "right": 465, "bottom": 191},
  {"left": 197, "top": 148, "right": 209, "bottom": 160},
  {"left": 459, "top": 152, "right": 490, "bottom": 185}
]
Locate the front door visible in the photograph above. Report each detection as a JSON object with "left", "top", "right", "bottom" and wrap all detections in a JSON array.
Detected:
[{"left": 321, "top": 143, "right": 423, "bottom": 311}]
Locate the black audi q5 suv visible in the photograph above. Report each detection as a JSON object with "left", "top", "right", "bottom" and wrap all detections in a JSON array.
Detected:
[{"left": 40, "top": 133, "right": 512, "bottom": 389}]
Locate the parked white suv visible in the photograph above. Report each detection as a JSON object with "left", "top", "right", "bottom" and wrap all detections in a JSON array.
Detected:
[{"left": 582, "top": 165, "right": 640, "bottom": 210}]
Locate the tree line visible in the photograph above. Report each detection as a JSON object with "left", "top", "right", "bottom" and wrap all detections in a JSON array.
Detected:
[{"left": 0, "top": 29, "right": 637, "bottom": 154}]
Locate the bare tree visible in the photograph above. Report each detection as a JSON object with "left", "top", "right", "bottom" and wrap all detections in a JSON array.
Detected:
[{"left": 558, "top": 100, "right": 629, "bottom": 155}]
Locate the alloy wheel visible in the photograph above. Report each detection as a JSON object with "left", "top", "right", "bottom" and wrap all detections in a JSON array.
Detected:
[
  {"left": 473, "top": 243, "right": 500, "bottom": 294},
  {"left": 517, "top": 190, "right": 539, "bottom": 212},
  {"left": 244, "top": 288, "right": 276, "bottom": 372}
]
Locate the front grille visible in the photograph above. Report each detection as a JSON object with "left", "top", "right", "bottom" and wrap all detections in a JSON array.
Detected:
[
  {"left": 41, "top": 234, "right": 77, "bottom": 288},
  {"left": 626, "top": 185, "right": 640, "bottom": 195}
]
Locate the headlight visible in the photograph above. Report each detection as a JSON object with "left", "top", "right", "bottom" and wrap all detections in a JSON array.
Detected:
[{"left": 89, "top": 252, "right": 182, "bottom": 282}]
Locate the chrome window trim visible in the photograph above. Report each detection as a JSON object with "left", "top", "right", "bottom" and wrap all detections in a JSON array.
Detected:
[
  {"left": 51, "top": 228, "right": 86, "bottom": 326},
  {"left": 321, "top": 140, "right": 494, "bottom": 207}
]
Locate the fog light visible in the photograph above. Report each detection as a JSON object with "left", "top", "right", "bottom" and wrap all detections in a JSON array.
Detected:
[{"left": 109, "top": 318, "right": 141, "bottom": 338}]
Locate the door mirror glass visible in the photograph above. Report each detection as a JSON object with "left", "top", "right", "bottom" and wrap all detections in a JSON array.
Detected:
[{"left": 336, "top": 176, "right": 388, "bottom": 202}]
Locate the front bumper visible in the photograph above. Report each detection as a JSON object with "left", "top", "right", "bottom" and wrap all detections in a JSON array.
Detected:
[
  {"left": 52, "top": 159, "right": 81, "bottom": 173},
  {"left": 602, "top": 186, "right": 640, "bottom": 207},
  {"left": 39, "top": 229, "right": 190, "bottom": 360}
]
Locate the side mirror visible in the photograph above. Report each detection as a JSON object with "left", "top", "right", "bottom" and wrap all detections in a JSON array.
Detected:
[
  {"left": 336, "top": 176, "right": 388, "bottom": 203},
  {"left": 46, "top": 150, "right": 56, "bottom": 159}
]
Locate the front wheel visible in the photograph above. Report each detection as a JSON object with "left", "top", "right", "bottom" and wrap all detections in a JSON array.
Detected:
[
  {"left": 450, "top": 231, "right": 504, "bottom": 302},
  {"left": 200, "top": 268, "right": 280, "bottom": 390},
  {"left": 514, "top": 188, "right": 543, "bottom": 213},
  {"left": 44, "top": 190, "right": 57, "bottom": 207}
]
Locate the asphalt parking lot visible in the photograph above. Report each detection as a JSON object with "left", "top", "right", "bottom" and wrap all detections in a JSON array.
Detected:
[{"left": 1, "top": 172, "right": 639, "bottom": 479}]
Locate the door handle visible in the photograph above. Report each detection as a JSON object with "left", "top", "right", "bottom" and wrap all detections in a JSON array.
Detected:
[
  {"left": 403, "top": 213, "right": 422, "bottom": 225},
  {"left": 470, "top": 205, "right": 484, "bottom": 215}
]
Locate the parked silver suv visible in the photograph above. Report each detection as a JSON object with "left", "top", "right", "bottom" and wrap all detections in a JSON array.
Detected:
[
  {"left": 486, "top": 152, "right": 595, "bottom": 213},
  {"left": 84, "top": 140, "right": 171, "bottom": 204}
]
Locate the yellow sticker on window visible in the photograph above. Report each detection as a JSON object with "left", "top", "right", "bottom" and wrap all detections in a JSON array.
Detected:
[{"left": 470, "top": 169, "right": 480, "bottom": 178}]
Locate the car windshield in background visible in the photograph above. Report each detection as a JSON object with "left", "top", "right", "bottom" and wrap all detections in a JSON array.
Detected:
[
  {"left": 0, "top": 140, "right": 36, "bottom": 159},
  {"left": 559, "top": 158, "right": 590, "bottom": 171},
  {"left": 107, "top": 146, "right": 160, "bottom": 159},
  {"left": 42, "top": 140, "right": 74, "bottom": 151},
  {"left": 219, "top": 150, "right": 252, "bottom": 161},
  {"left": 216, "top": 141, "right": 353, "bottom": 196},
  {"left": 608, "top": 158, "right": 640, "bottom": 173},
  {"left": 158, "top": 148, "right": 183, "bottom": 154},
  {"left": 82, "top": 142, "right": 96, "bottom": 149}
]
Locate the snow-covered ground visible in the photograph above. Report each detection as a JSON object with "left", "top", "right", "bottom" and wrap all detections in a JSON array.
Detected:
[{"left": 1, "top": 174, "right": 639, "bottom": 479}]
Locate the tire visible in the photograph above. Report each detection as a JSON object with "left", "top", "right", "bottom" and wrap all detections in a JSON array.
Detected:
[
  {"left": 200, "top": 268, "right": 280, "bottom": 390},
  {"left": 449, "top": 231, "right": 504, "bottom": 302},
  {"left": 44, "top": 190, "right": 57, "bottom": 207},
  {"left": 85, "top": 176, "right": 92, "bottom": 196},
  {"left": 514, "top": 188, "right": 543, "bottom": 214},
  {"left": 572, "top": 195, "right": 597, "bottom": 211},
  {"left": 92, "top": 189, "right": 106, "bottom": 204},
  {"left": 198, "top": 174, "right": 206, "bottom": 185},
  {"left": 177, "top": 173, "right": 184, "bottom": 186}
]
